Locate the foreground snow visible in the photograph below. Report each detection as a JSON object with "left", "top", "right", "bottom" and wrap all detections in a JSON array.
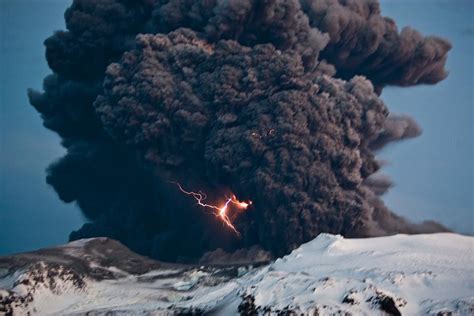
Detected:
[
  {"left": 1, "top": 233, "right": 473, "bottom": 315},
  {"left": 240, "top": 233, "right": 474, "bottom": 315}
]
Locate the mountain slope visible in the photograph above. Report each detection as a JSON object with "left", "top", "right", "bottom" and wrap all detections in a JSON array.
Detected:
[{"left": 1, "top": 233, "right": 472, "bottom": 315}]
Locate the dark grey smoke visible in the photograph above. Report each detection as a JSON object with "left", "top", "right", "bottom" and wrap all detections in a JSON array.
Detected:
[
  {"left": 363, "top": 174, "right": 393, "bottom": 196},
  {"left": 300, "top": 0, "right": 451, "bottom": 88},
  {"left": 370, "top": 114, "right": 422, "bottom": 150},
  {"left": 29, "top": 0, "right": 451, "bottom": 261}
]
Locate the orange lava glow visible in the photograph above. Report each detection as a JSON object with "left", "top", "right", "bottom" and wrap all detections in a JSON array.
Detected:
[{"left": 170, "top": 182, "right": 251, "bottom": 235}]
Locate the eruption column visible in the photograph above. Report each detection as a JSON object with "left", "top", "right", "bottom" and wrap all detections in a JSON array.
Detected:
[{"left": 28, "top": 0, "right": 452, "bottom": 260}]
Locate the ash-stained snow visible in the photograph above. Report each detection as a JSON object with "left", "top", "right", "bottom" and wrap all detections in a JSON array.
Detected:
[{"left": 1, "top": 234, "right": 473, "bottom": 315}]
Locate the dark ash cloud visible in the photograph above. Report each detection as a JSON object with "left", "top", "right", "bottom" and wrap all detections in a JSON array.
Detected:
[{"left": 29, "top": 0, "right": 451, "bottom": 262}]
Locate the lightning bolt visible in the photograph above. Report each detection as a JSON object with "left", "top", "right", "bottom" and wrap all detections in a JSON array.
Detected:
[{"left": 169, "top": 182, "right": 251, "bottom": 235}]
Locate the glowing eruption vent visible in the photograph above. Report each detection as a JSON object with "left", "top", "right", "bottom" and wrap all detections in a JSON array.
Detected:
[{"left": 171, "top": 182, "right": 251, "bottom": 235}]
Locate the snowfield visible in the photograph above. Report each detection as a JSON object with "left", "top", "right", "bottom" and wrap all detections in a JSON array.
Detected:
[
  {"left": 239, "top": 233, "right": 474, "bottom": 315},
  {"left": 1, "top": 233, "right": 473, "bottom": 315}
]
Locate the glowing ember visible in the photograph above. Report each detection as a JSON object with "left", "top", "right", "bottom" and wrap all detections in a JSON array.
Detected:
[{"left": 170, "top": 182, "right": 251, "bottom": 235}]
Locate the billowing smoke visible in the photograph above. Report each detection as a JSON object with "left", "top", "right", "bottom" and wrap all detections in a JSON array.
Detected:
[{"left": 29, "top": 0, "right": 451, "bottom": 262}]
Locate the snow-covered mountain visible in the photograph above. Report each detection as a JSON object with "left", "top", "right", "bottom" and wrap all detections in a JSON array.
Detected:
[{"left": 1, "top": 233, "right": 473, "bottom": 315}]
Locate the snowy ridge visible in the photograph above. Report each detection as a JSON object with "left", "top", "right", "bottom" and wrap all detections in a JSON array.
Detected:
[
  {"left": 238, "top": 233, "right": 474, "bottom": 315},
  {"left": 1, "top": 233, "right": 473, "bottom": 315}
]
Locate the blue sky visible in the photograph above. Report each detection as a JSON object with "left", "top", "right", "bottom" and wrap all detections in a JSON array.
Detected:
[
  {"left": 0, "top": 0, "right": 472, "bottom": 255},
  {"left": 0, "top": 0, "right": 83, "bottom": 255},
  {"left": 379, "top": 0, "right": 473, "bottom": 234}
]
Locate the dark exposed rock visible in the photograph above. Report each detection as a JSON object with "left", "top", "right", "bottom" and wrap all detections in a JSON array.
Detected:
[
  {"left": 238, "top": 294, "right": 258, "bottom": 316},
  {"left": 371, "top": 294, "right": 402, "bottom": 316}
]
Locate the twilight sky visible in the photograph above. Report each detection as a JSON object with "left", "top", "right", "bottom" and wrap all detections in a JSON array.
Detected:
[{"left": 0, "top": 0, "right": 472, "bottom": 255}]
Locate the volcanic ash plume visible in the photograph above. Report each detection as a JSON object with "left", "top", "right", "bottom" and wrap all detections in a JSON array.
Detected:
[{"left": 29, "top": 0, "right": 451, "bottom": 261}]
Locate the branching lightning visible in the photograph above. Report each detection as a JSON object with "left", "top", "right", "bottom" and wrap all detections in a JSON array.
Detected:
[{"left": 169, "top": 182, "right": 251, "bottom": 235}]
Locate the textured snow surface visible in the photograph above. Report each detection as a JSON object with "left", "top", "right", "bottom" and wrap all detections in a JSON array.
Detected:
[
  {"left": 242, "top": 233, "right": 474, "bottom": 315},
  {"left": 1, "top": 233, "right": 473, "bottom": 315}
]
